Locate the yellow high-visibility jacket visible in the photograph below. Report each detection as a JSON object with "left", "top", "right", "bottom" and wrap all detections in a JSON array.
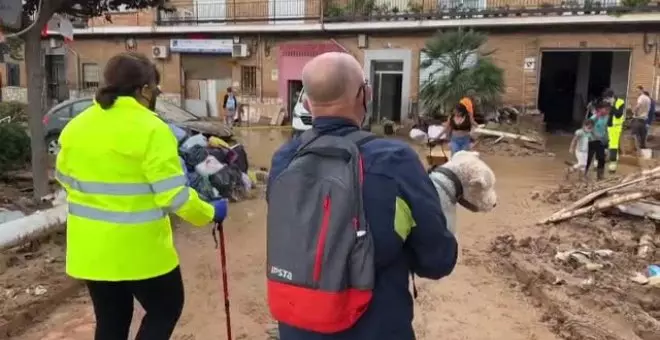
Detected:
[
  {"left": 56, "top": 97, "right": 215, "bottom": 281},
  {"left": 608, "top": 98, "right": 625, "bottom": 150}
]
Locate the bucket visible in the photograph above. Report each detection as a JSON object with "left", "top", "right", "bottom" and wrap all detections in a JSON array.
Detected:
[
  {"left": 426, "top": 145, "right": 451, "bottom": 167},
  {"left": 640, "top": 149, "right": 653, "bottom": 160}
]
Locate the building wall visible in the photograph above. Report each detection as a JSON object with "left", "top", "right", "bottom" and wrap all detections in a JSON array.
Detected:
[{"left": 3, "top": 30, "right": 657, "bottom": 116}]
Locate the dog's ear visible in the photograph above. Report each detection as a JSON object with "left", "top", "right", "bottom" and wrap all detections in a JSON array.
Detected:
[{"left": 469, "top": 178, "right": 486, "bottom": 188}]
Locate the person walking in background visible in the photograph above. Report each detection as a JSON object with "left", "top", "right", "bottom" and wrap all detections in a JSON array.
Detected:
[
  {"left": 266, "top": 52, "right": 457, "bottom": 340},
  {"left": 222, "top": 87, "right": 238, "bottom": 128},
  {"left": 444, "top": 103, "right": 474, "bottom": 155},
  {"left": 632, "top": 86, "right": 650, "bottom": 150},
  {"left": 55, "top": 52, "right": 228, "bottom": 340},
  {"left": 602, "top": 89, "right": 625, "bottom": 173},
  {"left": 643, "top": 90, "right": 656, "bottom": 144},
  {"left": 459, "top": 89, "right": 479, "bottom": 126},
  {"left": 586, "top": 101, "right": 611, "bottom": 180},
  {"left": 568, "top": 119, "right": 594, "bottom": 173}
]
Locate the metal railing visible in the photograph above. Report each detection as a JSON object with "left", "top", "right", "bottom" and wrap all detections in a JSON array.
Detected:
[{"left": 155, "top": 0, "right": 660, "bottom": 24}]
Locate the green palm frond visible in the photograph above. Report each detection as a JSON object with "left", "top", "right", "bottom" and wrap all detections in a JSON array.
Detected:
[{"left": 420, "top": 29, "right": 505, "bottom": 119}]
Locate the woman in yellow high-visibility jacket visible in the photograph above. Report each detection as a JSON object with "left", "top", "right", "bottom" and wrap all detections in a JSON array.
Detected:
[{"left": 55, "top": 52, "right": 228, "bottom": 340}]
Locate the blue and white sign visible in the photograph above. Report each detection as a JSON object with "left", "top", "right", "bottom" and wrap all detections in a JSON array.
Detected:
[{"left": 169, "top": 39, "right": 233, "bottom": 54}]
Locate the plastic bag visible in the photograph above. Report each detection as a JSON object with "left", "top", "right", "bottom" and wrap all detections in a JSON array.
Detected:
[
  {"left": 208, "top": 136, "right": 230, "bottom": 149},
  {"left": 194, "top": 155, "right": 225, "bottom": 177},
  {"left": 181, "top": 145, "right": 208, "bottom": 168},
  {"left": 188, "top": 172, "right": 216, "bottom": 201},
  {"left": 241, "top": 172, "right": 252, "bottom": 191},
  {"left": 180, "top": 134, "right": 208, "bottom": 152},
  {"left": 409, "top": 128, "right": 428, "bottom": 143},
  {"left": 169, "top": 124, "right": 188, "bottom": 145},
  {"left": 209, "top": 165, "right": 245, "bottom": 201},
  {"left": 428, "top": 125, "right": 446, "bottom": 140},
  {"left": 231, "top": 144, "right": 249, "bottom": 173}
]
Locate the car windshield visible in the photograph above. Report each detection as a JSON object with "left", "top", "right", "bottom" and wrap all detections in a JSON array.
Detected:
[{"left": 155, "top": 99, "right": 199, "bottom": 123}]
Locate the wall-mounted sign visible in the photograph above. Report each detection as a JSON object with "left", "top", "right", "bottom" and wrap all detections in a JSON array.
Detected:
[
  {"left": 271, "top": 69, "right": 278, "bottom": 81},
  {"left": 170, "top": 39, "right": 233, "bottom": 54},
  {"left": 524, "top": 57, "right": 536, "bottom": 72}
]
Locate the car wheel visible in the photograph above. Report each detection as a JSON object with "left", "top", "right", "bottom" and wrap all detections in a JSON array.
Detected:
[{"left": 45, "top": 134, "right": 61, "bottom": 155}]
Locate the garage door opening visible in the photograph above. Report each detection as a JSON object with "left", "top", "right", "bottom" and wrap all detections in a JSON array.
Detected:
[{"left": 537, "top": 50, "right": 631, "bottom": 132}]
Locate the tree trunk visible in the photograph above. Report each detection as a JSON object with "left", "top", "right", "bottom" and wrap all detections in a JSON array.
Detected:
[
  {"left": 24, "top": 29, "right": 49, "bottom": 200},
  {"left": 22, "top": 0, "right": 59, "bottom": 200}
]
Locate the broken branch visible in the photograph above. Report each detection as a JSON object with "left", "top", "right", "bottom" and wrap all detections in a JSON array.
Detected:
[{"left": 542, "top": 189, "right": 660, "bottom": 224}]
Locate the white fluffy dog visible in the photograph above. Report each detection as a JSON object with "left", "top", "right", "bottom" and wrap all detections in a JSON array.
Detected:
[{"left": 428, "top": 150, "right": 497, "bottom": 235}]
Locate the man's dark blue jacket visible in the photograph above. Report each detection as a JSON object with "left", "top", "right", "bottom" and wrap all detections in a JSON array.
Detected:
[{"left": 267, "top": 117, "right": 458, "bottom": 340}]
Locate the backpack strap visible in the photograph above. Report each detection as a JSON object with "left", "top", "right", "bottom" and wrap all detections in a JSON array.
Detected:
[
  {"left": 345, "top": 130, "right": 378, "bottom": 147},
  {"left": 297, "top": 129, "right": 320, "bottom": 152}
]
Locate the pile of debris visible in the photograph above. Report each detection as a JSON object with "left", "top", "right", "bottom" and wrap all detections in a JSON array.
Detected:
[
  {"left": 473, "top": 123, "right": 550, "bottom": 157},
  {"left": 539, "top": 165, "right": 660, "bottom": 224},
  {"left": 493, "top": 166, "right": 660, "bottom": 340},
  {"left": 0, "top": 227, "right": 78, "bottom": 338},
  {"left": 174, "top": 126, "right": 267, "bottom": 202}
]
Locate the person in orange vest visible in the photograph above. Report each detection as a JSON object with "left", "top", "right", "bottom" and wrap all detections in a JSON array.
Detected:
[{"left": 459, "top": 89, "right": 478, "bottom": 127}]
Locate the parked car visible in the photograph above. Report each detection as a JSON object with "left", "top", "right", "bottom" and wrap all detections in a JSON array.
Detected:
[
  {"left": 43, "top": 97, "right": 230, "bottom": 155},
  {"left": 290, "top": 88, "right": 372, "bottom": 138}
]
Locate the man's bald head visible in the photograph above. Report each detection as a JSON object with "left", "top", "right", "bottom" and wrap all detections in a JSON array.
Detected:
[{"left": 302, "top": 52, "right": 364, "bottom": 104}]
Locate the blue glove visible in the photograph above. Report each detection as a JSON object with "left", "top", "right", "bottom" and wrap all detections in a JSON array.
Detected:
[{"left": 211, "top": 199, "right": 228, "bottom": 223}]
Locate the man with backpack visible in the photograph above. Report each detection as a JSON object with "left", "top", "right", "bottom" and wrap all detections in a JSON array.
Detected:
[{"left": 265, "top": 52, "right": 457, "bottom": 340}]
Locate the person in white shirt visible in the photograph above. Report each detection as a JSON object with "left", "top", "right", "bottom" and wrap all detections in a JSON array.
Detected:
[{"left": 632, "top": 86, "right": 650, "bottom": 149}]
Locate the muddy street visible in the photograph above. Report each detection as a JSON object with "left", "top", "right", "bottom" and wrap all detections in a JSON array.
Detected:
[{"left": 16, "top": 128, "right": 572, "bottom": 340}]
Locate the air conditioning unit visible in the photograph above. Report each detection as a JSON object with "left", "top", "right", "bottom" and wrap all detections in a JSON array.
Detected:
[
  {"left": 152, "top": 45, "right": 169, "bottom": 59},
  {"left": 232, "top": 44, "right": 250, "bottom": 58}
]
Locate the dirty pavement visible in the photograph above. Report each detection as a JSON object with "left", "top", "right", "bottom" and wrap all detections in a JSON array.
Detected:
[{"left": 3, "top": 128, "right": 658, "bottom": 340}]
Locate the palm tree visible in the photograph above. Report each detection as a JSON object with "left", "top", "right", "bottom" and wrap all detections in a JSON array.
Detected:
[{"left": 419, "top": 29, "right": 505, "bottom": 119}]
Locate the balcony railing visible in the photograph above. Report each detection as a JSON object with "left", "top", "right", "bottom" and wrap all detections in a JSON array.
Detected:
[{"left": 156, "top": 0, "right": 660, "bottom": 25}]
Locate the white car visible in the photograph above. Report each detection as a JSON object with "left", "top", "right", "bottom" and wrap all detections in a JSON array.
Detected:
[
  {"left": 291, "top": 90, "right": 312, "bottom": 137},
  {"left": 290, "top": 88, "right": 372, "bottom": 138}
]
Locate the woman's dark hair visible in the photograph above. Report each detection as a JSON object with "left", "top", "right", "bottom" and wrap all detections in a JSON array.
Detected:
[
  {"left": 455, "top": 103, "right": 469, "bottom": 116},
  {"left": 95, "top": 52, "right": 159, "bottom": 109}
]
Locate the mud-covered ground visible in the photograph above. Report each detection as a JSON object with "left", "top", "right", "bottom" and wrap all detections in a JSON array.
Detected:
[
  {"left": 5, "top": 127, "right": 657, "bottom": 340},
  {"left": 493, "top": 180, "right": 660, "bottom": 340},
  {"left": 0, "top": 228, "right": 75, "bottom": 338}
]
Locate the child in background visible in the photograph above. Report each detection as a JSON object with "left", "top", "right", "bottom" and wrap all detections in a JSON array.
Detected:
[
  {"left": 569, "top": 119, "right": 594, "bottom": 172},
  {"left": 586, "top": 102, "right": 611, "bottom": 180}
]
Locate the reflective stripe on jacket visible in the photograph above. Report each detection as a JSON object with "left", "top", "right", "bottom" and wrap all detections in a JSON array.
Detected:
[
  {"left": 611, "top": 98, "right": 625, "bottom": 127},
  {"left": 56, "top": 97, "right": 214, "bottom": 281}
]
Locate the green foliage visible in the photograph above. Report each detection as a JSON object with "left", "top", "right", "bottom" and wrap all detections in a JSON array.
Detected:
[
  {"left": 419, "top": 29, "right": 504, "bottom": 119},
  {"left": 407, "top": 1, "right": 424, "bottom": 13},
  {"left": 0, "top": 122, "right": 31, "bottom": 174},
  {"left": 347, "top": 0, "right": 377, "bottom": 16},
  {"left": 0, "top": 101, "right": 28, "bottom": 123},
  {"left": 621, "top": 0, "right": 650, "bottom": 7}
]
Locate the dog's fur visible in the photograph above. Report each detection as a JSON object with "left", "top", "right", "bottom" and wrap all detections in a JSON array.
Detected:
[{"left": 429, "top": 151, "right": 497, "bottom": 235}]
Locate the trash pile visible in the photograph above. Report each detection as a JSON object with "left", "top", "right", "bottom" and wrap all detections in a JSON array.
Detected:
[
  {"left": 492, "top": 166, "right": 660, "bottom": 340},
  {"left": 539, "top": 165, "right": 660, "bottom": 224},
  {"left": 174, "top": 125, "right": 266, "bottom": 202},
  {"left": 408, "top": 121, "right": 550, "bottom": 158},
  {"left": 473, "top": 122, "right": 550, "bottom": 157}
]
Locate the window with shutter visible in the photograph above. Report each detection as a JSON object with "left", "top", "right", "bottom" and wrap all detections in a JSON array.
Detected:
[
  {"left": 240, "top": 66, "right": 257, "bottom": 95},
  {"left": 82, "top": 63, "right": 100, "bottom": 89}
]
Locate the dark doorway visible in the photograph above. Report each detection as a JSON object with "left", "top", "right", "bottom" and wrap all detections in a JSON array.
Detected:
[
  {"left": 538, "top": 52, "right": 579, "bottom": 132},
  {"left": 538, "top": 50, "right": 630, "bottom": 132},
  {"left": 287, "top": 80, "right": 303, "bottom": 117},
  {"left": 587, "top": 52, "right": 613, "bottom": 103}
]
